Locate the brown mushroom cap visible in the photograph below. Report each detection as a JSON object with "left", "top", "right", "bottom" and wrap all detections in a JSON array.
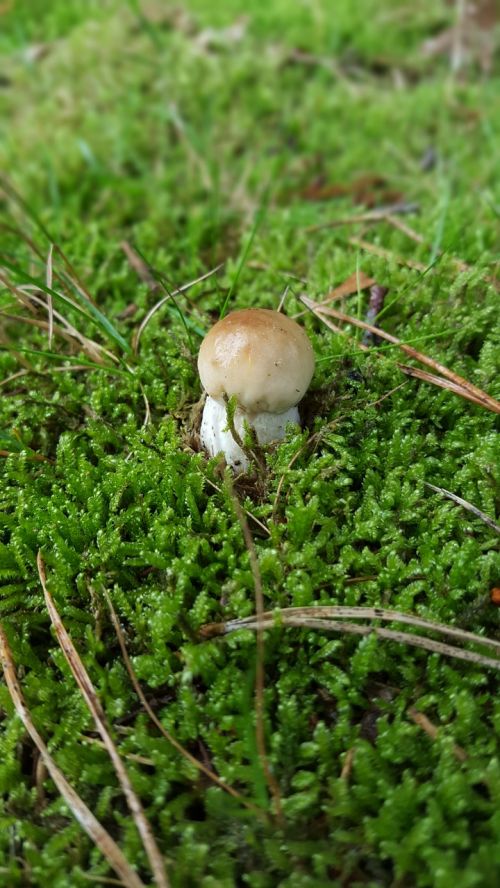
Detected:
[{"left": 198, "top": 308, "right": 315, "bottom": 414}]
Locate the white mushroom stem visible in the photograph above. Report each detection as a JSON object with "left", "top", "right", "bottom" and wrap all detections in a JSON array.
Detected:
[{"left": 200, "top": 395, "right": 300, "bottom": 470}]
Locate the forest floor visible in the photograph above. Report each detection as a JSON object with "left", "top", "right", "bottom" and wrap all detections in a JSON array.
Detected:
[{"left": 0, "top": 1, "right": 499, "bottom": 886}]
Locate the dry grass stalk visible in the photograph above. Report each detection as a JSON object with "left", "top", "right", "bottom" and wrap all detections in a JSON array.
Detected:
[
  {"left": 348, "top": 236, "right": 427, "bottom": 271},
  {"left": 227, "top": 486, "right": 284, "bottom": 823},
  {"left": 293, "top": 270, "right": 375, "bottom": 319},
  {"left": 0, "top": 369, "right": 29, "bottom": 388},
  {"left": 0, "top": 312, "right": 104, "bottom": 360},
  {"left": 299, "top": 297, "right": 370, "bottom": 351},
  {"left": 121, "top": 241, "right": 160, "bottom": 290},
  {"left": 384, "top": 215, "right": 426, "bottom": 245},
  {"left": 0, "top": 624, "right": 145, "bottom": 888},
  {"left": 385, "top": 214, "right": 500, "bottom": 291},
  {"left": 340, "top": 747, "right": 355, "bottom": 780},
  {"left": 0, "top": 270, "right": 38, "bottom": 315},
  {"left": 305, "top": 204, "right": 420, "bottom": 233},
  {"left": 396, "top": 364, "right": 491, "bottom": 410},
  {"left": 133, "top": 263, "right": 223, "bottom": 354},
  {"left": 20, "top": 285, "right": 120, "bottom": 364},
  {"left": 424, "top": 482, "right": 500, "bottom": 534},
  {"left": 105, "top": 592, "right": 266, "bottom": 819},
  {"left": 303, "top": 296, "right": 500, "bottom": 414},
  {"left": 0, "top": 272, "right": 118, "bottom": 366},
  {"left": 407, "top": 707, "right": 467, "bottom": 763},
  {"left": 225, "top": 606, "right": 500, "bottom": 653},
  {"left": 81, "top": 734, "right": 155, "bottom": 766},
  {"left": 201, "top": 607, "right": 500, "bottom": 671},
  {"left": 37, "top": 554, "right": 170, "bottom": 888}
]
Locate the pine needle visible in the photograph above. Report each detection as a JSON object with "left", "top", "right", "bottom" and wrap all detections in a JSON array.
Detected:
[
  {"left": 424, "top": 482, "right": 500, "bottom": 534},
  {"left": 200, "top": 605, "right": 500, "bottom": 671},
  {"left": 302, "top": 296, "right": 500, "bottom": 414}
]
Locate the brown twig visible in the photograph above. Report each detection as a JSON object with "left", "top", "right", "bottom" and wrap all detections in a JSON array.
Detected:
[
  {"left": 396, "top": 364, "right": 491, "bottom": 409},
  {"left": 37, "top": 554, "right": 170, "bottom": 888},
  {"left": 0, "top": 624, "right": 145, "bottom": 888},
  {"left": 340, "top": 747, "right": 355, "bottom": 780}
]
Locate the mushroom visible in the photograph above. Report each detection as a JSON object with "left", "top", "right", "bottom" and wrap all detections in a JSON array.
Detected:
[{"left": 197, "top": 308, "right": 315, "bottom": 469}]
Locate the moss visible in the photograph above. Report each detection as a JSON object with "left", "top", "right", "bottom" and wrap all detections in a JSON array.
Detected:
[{"left": 1, "top": 1, "right": 499, "bottom": 885}]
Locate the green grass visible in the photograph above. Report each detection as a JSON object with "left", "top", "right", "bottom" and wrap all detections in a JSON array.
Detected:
[{"left": 0, "top": 1, "right": 499, "bottom": 886}]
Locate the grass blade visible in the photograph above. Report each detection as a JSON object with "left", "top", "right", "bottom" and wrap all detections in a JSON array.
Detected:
[
  {"left": 1, "top": 257, "right": 132, "bottom": 356},
  {"left": 132, "top": 259, "right": 222, "bottom": 353},
  {"left": 219, "top": 192, "right": 269, "bottom": 318},
  {"left": 0, "top": 345, "right": 128, "bottom": 375}
]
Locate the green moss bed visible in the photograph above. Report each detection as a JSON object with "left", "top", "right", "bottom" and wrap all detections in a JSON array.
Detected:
[{"left": 0, "top": 1, "right": 499, "bottom": 885}]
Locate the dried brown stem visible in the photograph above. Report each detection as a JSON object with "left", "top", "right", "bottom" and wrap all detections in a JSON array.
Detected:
[
  {"left": 227, "top": 485, "right": 284, "bottom": 823},
  {"left": 303, "top": 296, "right": 500, "bottom": 414},
  {"left": 407, "top": 707, "right": 467, "bottom": 762},
  {"left": 104, "top": 592, "right": 265, "bottom": 819},
  {"left": 37, "top": 553, "right": 170, "bottom": 888},
  {"left": 348, "top": 236, "right": 427, "bottom": 271},
  {"left": 133, "top": 264, "right": 223, "bottom": 354},
  {"left": 293, "top": 270, "right": 375, "bottom": 319},
  {"left": 0, "top": 624, "right": 145, "bottom": 888},
  {"left": 424, "top": 482, "right": 500, "bottom": 534},
  {"left": 305, "top": 204, "right": 420, "bottom": 233},
  {"left": 201, "top": 606, "right": 500, "bottom": 671}
]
